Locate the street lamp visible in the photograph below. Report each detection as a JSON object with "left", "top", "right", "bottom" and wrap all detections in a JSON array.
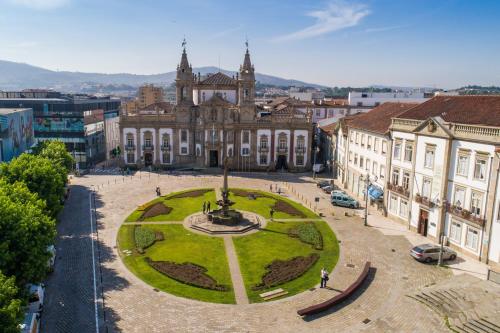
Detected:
[{"left": 360, "top": 173, "right": 377, "bottom": 226}]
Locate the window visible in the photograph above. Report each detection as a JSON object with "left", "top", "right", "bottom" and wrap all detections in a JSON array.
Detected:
[
  {"left": 465, "top": 227, "right": 479, "bottom": 250},
  {"left": 372, "top": 161, "right": 378, "bottom": 176},
  {"left": 361, "top": 134, "right": 365, "bottom": 147},
  {"left": 210, "top": 129, "right": 218, "bottom": 142},
  {"left": 380, "top": 165, "right": 385, "bottom": 179},
  {"left": 473, "top": 156, "right": 487, "bottom": 180},
  {"left": 400, "top": 200, "right": 408, "bottom": 218},
  {"left": 296, "top": 155, "right": 304, "bottom": 166},
  {"left": 389, "top": 195, "right": 398, "bottom": 214},
  {"left": 449, "top": 221, "right": 462, "bottom": 243},
  {"left": 162, "top": 135, "right": 170, "bottom": 147},
  {"left": 470, "top": 191, "right": 483, "bottom": 216},
  {"left": 296, "top": 136, "right": 305, "bottom": 148},
  {"left": 260, "top": 154, "right": 268, "bottom": 165},
  {"left": 374, "top": 138, "right": 379, "bottom": 153},
  {"left": 393, "top": 141, "right": 402, "bottom": 159},
  {"left": 162, "top": 152, "right": 171, "bottom": 164},
  {"left": 260, "top": 136, "right": 268, "bottom": 148},
  {"left": 350, "top": 132, "right": 354, "bottom": 143},
  {"left": 355, "top": 133, "right": 359, "bottom": 145},
  {"left": 354, "top": 154, "right": 358, "bottom": 165},
  {"left": 242, "top": 131, "right": 250, "bottom": 144},
  {"left": 456, "top": 152, "right": 469, "bottom": 176},
  {"left": 315, "top": 109, "right": 321, "bottom": 117},
  {"left": 181, "top": 147, "right": 188, "bottom": 154},
  {"left": 365, "top": 159, "right": 370, "bottom": 171},
  {"left": 422, "top": 177, "right": 432, "bottom": 198},
  {"left": 382, "top": 141, "right": 387, "bottom": 155},
  {"left": 241, "top": 147, "right": 250, "bottom": 156},
  {"left": 127, "top": 153, "right": 134, "bottom": 164},
  {"left": 228, "top": 147, "right": 233, "bottom": 157},
  {"left": 404, "top": 141, "right": 413, "bottom": 162},
  {"left": 359, "top": 157, "right": 364, "bottom": 169},
  {"left": 392, "top": 168, "right": 400, "bottom": 185},
  {"left": 367, "top": 136, "right": 372, "bottom": 149},
  {"left": 181, "top": 130, "right": 188, "bottom": 143},
  {"left": 402, "top": 171, "right": 410, "bottom": 191},
  {"left": 202, "top": 92, "right": 206, "bottom": 102},
  {"left": 424, "top": 145, "right": 435, "bottom": 169},
  {"left": 278, "top": 136, "right": 287, "bottom": 149},
  {"left": 348, "top": 152, "right": 353, "bottom": 162},
  {"left": 127, "top": 137, "right": 134, "bottom": 147},
  {"left": 144, "top": 137, "right": 152, "bottom": 147},
  {"left": 453, "top": 186, "right": 466, "bottom": 208}
]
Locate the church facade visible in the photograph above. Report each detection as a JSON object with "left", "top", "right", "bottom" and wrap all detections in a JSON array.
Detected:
[{"left": 119, "top": 45, "right": 313, "bottom": 171}]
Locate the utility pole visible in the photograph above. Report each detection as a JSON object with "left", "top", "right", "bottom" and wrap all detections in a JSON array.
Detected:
[{"left": 438, "top": 232, "right": 444, "bottom": 266}]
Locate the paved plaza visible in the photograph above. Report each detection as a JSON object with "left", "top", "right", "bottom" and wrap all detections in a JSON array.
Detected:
[{"left": 41, "top": 171, "right": 493, "bottom": 333}]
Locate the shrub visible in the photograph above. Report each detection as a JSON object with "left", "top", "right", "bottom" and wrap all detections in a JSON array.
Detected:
[
  {"left": 145, "top": 258, "right": 228, "bottom": 291},
  {"left": 134, "top": 227, "right": 159, "bottom": 251},
  {"left": 140, "top": 202, "right": 172, "bottom": 220},
  {"left": 168, "top": 189, "right": 213, "bottom": 199},
  {"left": 230, "top": 189, "right": 269, "bottom": 198},
  {"left": 272, "top": 200, "right": 307, "bottom": 218},
  {"left": 288, "top": 223, "right": 323, "bottom": 250},
  {"left": 252, "top": 253, "right": 320, "bottom": 290}
]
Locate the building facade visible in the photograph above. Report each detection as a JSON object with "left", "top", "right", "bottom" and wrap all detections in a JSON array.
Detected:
[
  {"left": 0, "top": 108, "right": 34, "bottom": 162},
  {"left": 123, "top": 84, "right": 165, "bottom": 114},
  {"left": 119, "top": 46, "right": 313, "bottom": 171}
]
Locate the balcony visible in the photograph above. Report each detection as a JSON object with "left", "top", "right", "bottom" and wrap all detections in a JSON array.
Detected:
[
  {"left": 258, "top": 146, "right": 269, "bottom": 153},
  {"left": 295, "top": 146, "right": 306, "bottom": 154},
  {"left": 415, "top": 194, "right": 436, "bottom": 208},
  {"left": 161, "top": 144, "right": 171, "bottom": 151},
  {"left": 387, "top": 182, "right": 409, "bottom": 198},
  {"left": 446, "top": 204, "right": 486, "bottom": 227},
  {"left": 277, "top": 147, "right": 288, "bottom": 154},
  {"left": 125, "top": 144, "right": 135, "bottom": 151},
  {"left": 142, "top": 144, "right": 154, "bottom": 151}
]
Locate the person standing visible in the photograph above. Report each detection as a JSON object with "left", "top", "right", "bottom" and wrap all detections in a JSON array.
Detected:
[
  {"left": 207, "top": 201, "right": 211, "bottom": 213},
  {"left": 270, "top": 208, "right": 275, "bottom": 221},
  {"left": 269, "top": 184, "right": 273, "bottom": 192},
  {"left": 203, "top": 201, "right": 206, "bottom": 214},
  {"left": 320, "top": 268, "right": 328, "bottom": 288}
]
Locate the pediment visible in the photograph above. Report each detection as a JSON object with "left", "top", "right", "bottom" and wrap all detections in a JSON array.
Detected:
[{"left": 413, "top": 117, "right": 454, "bottom": 139}]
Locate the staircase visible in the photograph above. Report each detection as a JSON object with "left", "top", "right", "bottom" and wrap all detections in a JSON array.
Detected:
[{"left": 409, "top": 287, "right": 500, "bottom": 333}]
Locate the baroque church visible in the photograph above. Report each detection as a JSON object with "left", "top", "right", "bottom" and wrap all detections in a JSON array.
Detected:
[{"left": 120, "top": 44, "right": 313, "bottom": 171}]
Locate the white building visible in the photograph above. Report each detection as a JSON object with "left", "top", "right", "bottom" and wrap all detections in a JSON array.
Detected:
[
  {"left": 348, "top": 91, "right": 430, "bottom": 111},
  {"left": 389, "top": 96, "right": 500, "bottom": 267}
]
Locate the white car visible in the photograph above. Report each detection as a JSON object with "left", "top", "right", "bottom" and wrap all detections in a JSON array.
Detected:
[
  {"left": 27, "top": 284, "right": 45, "bottom": 313},
  {"left": 19, "top": 312, "right": 40, "bottom": 333}
]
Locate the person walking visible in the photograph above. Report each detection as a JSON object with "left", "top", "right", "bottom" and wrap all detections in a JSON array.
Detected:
[
  {"left": 320, "top": 267, "right": 328, "bottom": 288},
  {"left": 269, "top": 184, "right": 273, "bottom": 192},
  {"left": 270, "top": 208, "right": 274, "bottom": 221},
  {"left": 202, "top": 201, "right": 206, "bottom": 214},
  {"left": 207, "top": 201, "right": 211, "bottom": 213}
]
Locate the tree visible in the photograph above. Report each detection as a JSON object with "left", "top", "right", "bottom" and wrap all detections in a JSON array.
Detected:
[
  {"left": 0, "top": 154, "right": 65, "bottom": 217},
  {"left": 0, "top": 179, "right": 56, "bottom": 284},
  {"left": 34, "top": 140, "right": 74, "bottom": 176},
  {"left": 0, "top": 271, "right": 23, "bottom": 333}
]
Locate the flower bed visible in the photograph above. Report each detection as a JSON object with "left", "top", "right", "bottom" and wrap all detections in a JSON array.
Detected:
[
  {"left": 140, "top": 202, "right": 172, "bottom": 220},
  {"left": 272, "top": 200, "right": 307, "bottom": 218},
  {"left": 252, "top": 253, "right": 320, "bottom": 290},
  {"left": 288, "top": 223, "right": 323, "bottom": 250},
  {"left": 230, "top": 189, "right": 269, "bottom": 198},
  {"left": 134, "top": 226, "right": 164, "bottom": 252},
  {"left": 168, "top": 189, "right": 213, "bottom": 199},
  {"left": 145, "top": 258, "right": 229, "bottom": 291}
]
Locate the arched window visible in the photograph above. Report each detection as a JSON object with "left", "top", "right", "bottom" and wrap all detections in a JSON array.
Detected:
[
  {"left": 296, "top": 135, "right": 305, "bottom": 148},
  {"left": 260, "top": 135, "right": 268, "bottom": 148},
  {"left": 278, "top": 133, "right": 287, "bottom": 149},
  {"left": 202, "top": 92, "right": 206, "bottom": 102},
  {"left": 228, "top": 147, "right": 233, "bottom": 157}
]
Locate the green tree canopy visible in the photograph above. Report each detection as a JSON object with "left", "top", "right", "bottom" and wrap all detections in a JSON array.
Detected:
[
  {"left": 0, "top": 179, "right": 56, "bottom": 284},
  {"left": 0, "top": 271, "right": 23, "bottom": 333},
  {"left": 36, "top": 140, "right": 74, "bottom": 173},
  {"left": 0, "top": 154, "right": 65, "bottom": 217}
]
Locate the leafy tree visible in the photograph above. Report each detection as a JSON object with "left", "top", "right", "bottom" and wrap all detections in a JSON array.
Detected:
[
  {"left": 0, "top": 271, "right": 23, "bottom": 333},
  {"left": 36, "top": 140, "right": 74, "bottom": 173},
  {"left": 0, "top": 154, "right": 65, "bottom": 216},
  {"left": 0, "top": 179, "right": 56, "bottom": 284}
]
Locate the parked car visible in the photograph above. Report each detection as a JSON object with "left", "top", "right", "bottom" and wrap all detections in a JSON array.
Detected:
[
  {"left": 316, "top": 180, "right": 330, "bottom": 188},
  {"left": 410, "top": 244, "right": 457, "bottom": 263},
  {"left": 313, "top": 164, "right": 325, "bottom": 173},
  {"left": 331, "top": 193, "right": 359, "bottom": 208},
  {"left": 19, "top": 312, "right": 40, "bottom": 333},
  {"left": 26, "top": 284, "right": 45, "bottom": 313},
  {"left": 321, "top": 185, "right": 334, "bottom": 194}
]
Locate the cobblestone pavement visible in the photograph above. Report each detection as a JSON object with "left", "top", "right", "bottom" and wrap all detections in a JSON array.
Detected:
[{"left": 43, "top": 171, "right": 455, "bottom": 333}]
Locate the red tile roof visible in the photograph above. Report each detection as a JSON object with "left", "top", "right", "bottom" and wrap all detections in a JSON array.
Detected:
[
  {"left": 319, "top": 122, "right": 337, "bottom": 135},
  {"left": 199, "top": 72, "right": 236, "bottom": 86},
  {"left": 140, "top": 102, "right": 174, "bottom": 112},
  {"left": 348, "top": 102, "right": 418, "bottom": 134},
  {"left": 395, "top": 95, "right": 500, "bottom": 127}
]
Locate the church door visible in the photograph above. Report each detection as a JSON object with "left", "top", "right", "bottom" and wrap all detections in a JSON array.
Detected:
[
  {"left": 275, "top": 155, "right": 288, "bottom": 171},
  {"left": 209, "top": 150, "right": 218, "bottom": 167}
]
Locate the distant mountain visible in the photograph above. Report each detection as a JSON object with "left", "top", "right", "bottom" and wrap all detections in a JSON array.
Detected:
[{"left": 0, "top": 60, "right": 325, "bottom": 91}]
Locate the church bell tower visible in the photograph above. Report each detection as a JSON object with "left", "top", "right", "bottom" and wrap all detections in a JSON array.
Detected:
[
  {"left": 176, "top": 39, "right": 194, "bottom": 106},
  {"left": 238, "top": 42, "right": 255, "bottom": 106}
]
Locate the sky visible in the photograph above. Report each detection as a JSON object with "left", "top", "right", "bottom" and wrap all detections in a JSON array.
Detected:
[{"left": 1, "top": 0, "right": 500, "bottom": 89}]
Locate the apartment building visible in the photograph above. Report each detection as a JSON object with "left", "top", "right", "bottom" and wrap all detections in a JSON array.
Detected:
[{"left": 389, "top": 96, "right": 500, "bottom": 266}]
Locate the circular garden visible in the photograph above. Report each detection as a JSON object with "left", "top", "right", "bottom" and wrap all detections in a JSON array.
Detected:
[{"left": 117, "top": 188, "right": 339, "bottom": 304}]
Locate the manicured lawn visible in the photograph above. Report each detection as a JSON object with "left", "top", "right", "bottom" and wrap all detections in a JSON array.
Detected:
[
  {"left": 117, "top": 224, "right": 235, "bottom": 304},
  {"left": 125, "top": 188, "right": 217, "bottom": 222},
  {"left": 229, "top": 188, "right": 318, "bottom": 219},
  {"left": 233, "top": 220, "right": 339, "bottom": 303}
]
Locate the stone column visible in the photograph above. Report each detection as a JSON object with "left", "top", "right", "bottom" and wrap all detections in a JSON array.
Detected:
[
  {"left": 135, "top": 127, "right": 140, "bottom": 165},
  {"left": 483, "top": 153, "right": 499, "bottom": 263},
  {"left": 155, "top": 128, "right": 160, "bottom": 166},
  {"left": 289, "top": 130, "right": 295, "bottom": 170}
]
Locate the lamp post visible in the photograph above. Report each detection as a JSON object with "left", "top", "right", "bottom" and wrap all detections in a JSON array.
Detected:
[
  {"left": 438, "top": 232, "right": 445, "bottom": 267},
  {"left": 360, "top": 173, "right": 377, "bottom": 227}
]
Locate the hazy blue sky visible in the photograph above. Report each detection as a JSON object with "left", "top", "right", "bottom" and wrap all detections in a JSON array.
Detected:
[{"left": 1, "top": 0, "right": 499, "bottom": 88}]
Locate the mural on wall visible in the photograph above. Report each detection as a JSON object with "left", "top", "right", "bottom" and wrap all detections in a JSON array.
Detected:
[
  {"left": 34, "top": 117, "right": 84, "bottom": 133},
  {"left": 0, "top": 109, "right": 34, "bottom": 162}
]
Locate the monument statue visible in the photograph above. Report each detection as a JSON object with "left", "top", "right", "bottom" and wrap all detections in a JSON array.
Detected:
[{"left": 209, "top": 157, "right": 242, "bottom": 225}]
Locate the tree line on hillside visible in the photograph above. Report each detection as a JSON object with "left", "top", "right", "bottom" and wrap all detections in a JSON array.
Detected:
[{"left": 0, "top": 141, "right": 73, "bottom": 332}]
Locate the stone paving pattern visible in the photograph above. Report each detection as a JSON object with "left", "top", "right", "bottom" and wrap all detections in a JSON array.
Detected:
[{"left": 43, "top": 172, "right": 456, "bottom": 333}]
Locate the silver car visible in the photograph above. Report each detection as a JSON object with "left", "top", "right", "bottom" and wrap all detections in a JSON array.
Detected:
[{"left": 410, "top": 243, "right": 457, "bottom": 263}]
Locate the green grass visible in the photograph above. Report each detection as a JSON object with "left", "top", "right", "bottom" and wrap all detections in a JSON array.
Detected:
[
  {"left": 125, "top": 188, "right": 217, "bottom": 222},
  {"left": 117, "top": 224, "right": 235, "bottom": 304},
  {"left": 233, "top": 220, "right": 339, "bottom": 303},
  {"left": 228, "top": 188, "right": 318, "bottom": 219}
]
